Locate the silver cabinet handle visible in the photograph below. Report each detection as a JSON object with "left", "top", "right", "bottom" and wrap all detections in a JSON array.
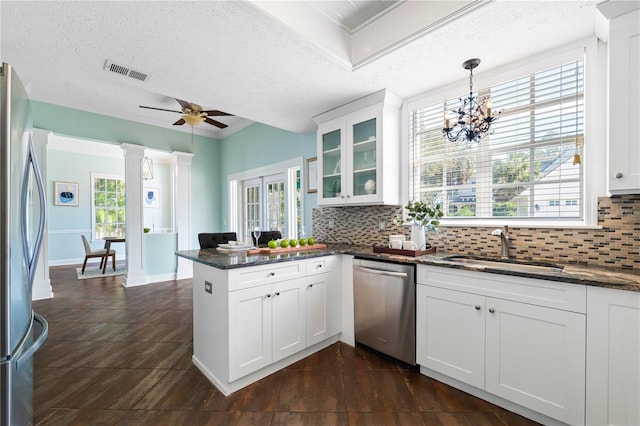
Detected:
[
  {"left": 357, "top": 266, "right": 408, "bottom": 278},
  {"left": 269, "top": 272, "right": 275, "bottom": 277},
  {"left": 616, "top": 172, "right": 623, "bottom": 179},
  {"left": 315, "top": 264, "right": 323, "bottom": 269},
  {"left": 489, "top": 308, "right": 495, "bottom": 313},
  {"left": 264, "top": 294, "right": 272, "bottom": 299},
  {"left": 308, "top": 284, "right": 314, "bottom": 288},
  {"left": 274, "top": 292, "right": 280, "bottom": 296},
  {"left": 475, "top": 305, "right": 481, "bottom": 310}
]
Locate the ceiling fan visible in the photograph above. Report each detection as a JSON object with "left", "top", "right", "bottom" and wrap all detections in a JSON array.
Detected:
[{"left": 139, "top": 98, "right": 233, "bottom": 128}]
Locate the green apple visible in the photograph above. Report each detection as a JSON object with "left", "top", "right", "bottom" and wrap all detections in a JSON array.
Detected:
[
  {"left": 268, "top": 240, "right": 278, "bottom": 249},
  {"left": 307, "top": 237, "right": 316, "bottom": 245},
  {"left": 298, "top": 238, "right": 307, "bottom": 246},
  {"left": 280, "top": 239, "right": 290, "bottom": 248},
  {"left": 289, "top": 239, "right": 298, "bottom": 247}
]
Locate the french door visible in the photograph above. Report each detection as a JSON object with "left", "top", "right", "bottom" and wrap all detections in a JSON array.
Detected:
[{"left": 242, "top": 173, "right": 285, "bottom": 241}]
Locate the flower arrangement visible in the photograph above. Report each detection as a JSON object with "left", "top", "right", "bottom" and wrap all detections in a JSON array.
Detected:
[{"left": 394, "top": 200, "right": 444, "bottom": 233}]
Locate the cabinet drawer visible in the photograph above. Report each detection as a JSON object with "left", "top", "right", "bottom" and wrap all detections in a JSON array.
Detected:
[
  {"left": 417, "top": 265, "right": 586, "bottom": 313},
  {"left": 229, "top": 262, "right": 304, "bottom": 291},
  {"left": 306, "top": 256, "right": 337, "bottom": 276}
]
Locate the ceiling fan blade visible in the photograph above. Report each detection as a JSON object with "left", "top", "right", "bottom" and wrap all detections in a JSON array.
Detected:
[
  {"left": 139, "top": 105, "right": 182, "bottom": 113},
  {"left": 173, "top": 118, "right": 186, "bottom": 126},
  {"left": 202, "top": 110, "right": 234, "bottom": 117},
  {"left": 204, "top": 117, "right": 228, "bottom": 129},
  {"left": 175, "top": 98, "right": 190, "bottom": 109}
]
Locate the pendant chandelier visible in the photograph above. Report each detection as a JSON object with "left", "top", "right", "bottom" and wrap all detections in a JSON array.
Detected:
[
  {"left": 442, "top": 58, "right": 499, "bottom": 142},
  {"left": 142, "top": 155, "right": 153, "bottom": 180}
]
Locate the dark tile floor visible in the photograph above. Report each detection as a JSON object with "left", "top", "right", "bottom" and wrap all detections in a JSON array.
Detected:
[{"left": 33, "top": 264, "right": 541, "bottom": 425}]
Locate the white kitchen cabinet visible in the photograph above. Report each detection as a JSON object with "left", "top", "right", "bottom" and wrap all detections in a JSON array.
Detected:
[
  {"left": 604, "top": 8, "right": 640, "bottom": 194},
  {"left": 484, "top": 297, "right": 585, "bottom": 424},
  {"left": 416, "top": 285, "right": 485, "bottom": 389},
  {"left": 586, "top": 286, "right": 640, "bottom": 426},
  {"left": 416, "top": 265, "right": 586, "bottom": 425},
  {"left": 227, "top": 276, "right": 308, "bottom": 381},
  {"left": 228, "top": 284, "right": 273, "bottom": 381},
  {"left": 314, "top": 89, "right": 401, "bottom": 206},
  {"left": 306, "top": 256, "right": 341, "bottom": 346},
  {"left": 192, "top": 255, "right": 341, "bottom": 396}
]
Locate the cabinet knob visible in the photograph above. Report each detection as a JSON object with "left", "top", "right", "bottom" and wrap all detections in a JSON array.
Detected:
[
  {"left": 341, "top": 195, "right": 345, "bottom": 199},
  {"left": 346, "top": 194, "right": 351, "bottom": 198},
  {"left": 475, "top": 305, "right": 481, "bottom": 310},
  {"left": 488, "top": 308, "right": 495, "bottom": 313},
  {"left": 274, "top": 292, "right": 280, "bottom": 296},
  {"left": 269, "top": 272, "right": 275, "bottom": 277},
  {"left": 315, "top": 264, "right": 323, "bottom": 269},
  {"left": 616, "top": 172, "right": 623, "bottom": 179},
  {"left": 264, "top": 294, "right": 271, "bottom": 299},
  {"left": 308, "top": 284, "right": 314, "bottom": 288}
]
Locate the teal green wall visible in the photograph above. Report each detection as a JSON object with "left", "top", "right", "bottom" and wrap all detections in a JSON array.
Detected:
[
  {"left": 33, "top": 101, "right": 221, "bottom": 249},
  {"left": 35, "top": 102, "right": 317, "bottom": 263},
  {"left": 219, "top": 122, "right": 318, "bottom": 237},
  {"left": 48, "top": 150, "right": 125, "bottom": 261}
]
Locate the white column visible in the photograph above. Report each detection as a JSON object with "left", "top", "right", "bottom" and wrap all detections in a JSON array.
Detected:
[
  {"left": 31, "top": 129, "right": 53, "bottom": 300},
  {"left": 171, "top": 151, "right": 194, "bottom": 280},
  {"left": 121, "top": 143, "right": 147, "bottom": 287}
]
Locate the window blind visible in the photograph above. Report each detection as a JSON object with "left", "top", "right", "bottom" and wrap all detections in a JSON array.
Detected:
[{"left": 408, "top": 59, "right": 584, "bottom": 220}]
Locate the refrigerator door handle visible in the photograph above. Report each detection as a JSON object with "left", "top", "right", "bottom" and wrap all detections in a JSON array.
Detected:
[
  {"left": 15, "top": 311, "right": 48, "bottom": 370},
  {"left": 21, "top": 135, "right": 46, "bottom": 285}
]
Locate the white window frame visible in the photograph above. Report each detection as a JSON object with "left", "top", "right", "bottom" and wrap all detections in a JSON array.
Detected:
[
  {"left": 401, "top": 37, "right": 605, "bottom": 228},
  {"left": 228, "top": 157, "right": 304, "bottom": 241},
  {"left": 91, "top": 172, "right": 126, "bottom": 241}
]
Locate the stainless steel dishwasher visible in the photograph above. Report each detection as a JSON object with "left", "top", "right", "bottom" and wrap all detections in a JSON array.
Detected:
[{"left": 353, "top": 258, "right": 416, "bottom": 365}]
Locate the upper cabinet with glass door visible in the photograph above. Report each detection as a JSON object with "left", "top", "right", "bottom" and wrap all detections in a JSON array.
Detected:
[{"left": 314, "top": 89, "right": 402, "bottom": 206}]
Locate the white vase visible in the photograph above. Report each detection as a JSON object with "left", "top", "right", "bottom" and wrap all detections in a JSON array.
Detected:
[{"left": 411, "top": 225, "right": 426, "bottom": 251}]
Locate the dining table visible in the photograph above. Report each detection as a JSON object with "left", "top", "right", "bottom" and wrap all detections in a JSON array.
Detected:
[{"left": 102, "top": 236, "right": 125, "bottom": 274}]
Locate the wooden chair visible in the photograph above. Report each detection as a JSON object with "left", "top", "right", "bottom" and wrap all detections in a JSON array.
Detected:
[
  {"left": 81, "top": 235, "right": 116, "bottom": 274},
  {"left": 198, "top": 232, "right": 238, "bottom": 249}
]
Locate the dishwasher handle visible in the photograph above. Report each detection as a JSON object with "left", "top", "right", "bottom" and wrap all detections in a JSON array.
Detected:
[{"left": 356, "top": 266, "right": 408, "bottom": 278}]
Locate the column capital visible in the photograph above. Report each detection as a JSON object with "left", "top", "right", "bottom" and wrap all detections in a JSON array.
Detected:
[{"left": 121, "top": 143, "right": 145, "bottom": 158}]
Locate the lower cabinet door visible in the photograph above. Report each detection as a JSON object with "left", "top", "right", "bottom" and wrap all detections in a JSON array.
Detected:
[
  {"left": 586, "top": 286, "right": 640, "bottom": 426},
  {"left": 416, "top": 285, "right": 485, "bottom": 389},
  {"left": 272, "top": 278, "right": 307, "bottom": 363},
  {"left": 485, "top": 298, "right": 585, "bottom": 425},
  {"left": 229, "top": 285, "right": 273, "bottom": 381},
  {"left": 306, "top": 274, "right": 330, "bottom": 347}
]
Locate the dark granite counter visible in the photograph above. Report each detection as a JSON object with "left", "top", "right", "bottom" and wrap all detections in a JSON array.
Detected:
[
  {"left": 176, "top": 244, "right": 640, "bottom": 292},
  {"left": 175, "top": 248, "right": 337, "bottom": 269}
]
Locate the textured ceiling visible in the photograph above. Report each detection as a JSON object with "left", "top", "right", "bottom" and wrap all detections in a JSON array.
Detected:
[{"left": 0, "top": 1, "right": 598, "bottom": 138}]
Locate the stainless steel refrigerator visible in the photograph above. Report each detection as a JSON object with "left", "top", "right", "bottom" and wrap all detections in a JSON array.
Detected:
[{"left": 1, "top": 63, "right": 49, "bottom": 425}]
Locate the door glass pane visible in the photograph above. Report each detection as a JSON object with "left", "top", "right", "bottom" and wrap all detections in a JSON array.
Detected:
[
  {"left": 322, "top": 129, "right": 341, "bottom": 199},
  {"left": 244, "top": 185, "right": 260, "bottom": 242},
  {"left": 352, "top": 118, "right": 377, "bottom": 196},
  {"left": 266, "top": 180, "right": 285, "bottom": 234}
]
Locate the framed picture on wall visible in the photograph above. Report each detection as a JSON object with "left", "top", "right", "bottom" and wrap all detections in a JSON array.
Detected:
[
  {"left": 54, "top": 181, "right": 79, "bottom": 206},
  {"left": 306, "top": 157, "right": 317, "bottom": 193},
  {"left": 143, "top": 187, "right": 159, "bottom": 208}
]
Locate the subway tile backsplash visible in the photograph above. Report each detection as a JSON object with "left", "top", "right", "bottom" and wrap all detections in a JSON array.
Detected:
[{"left": 312, "top": 195, "right": 640, "bottom": 270}]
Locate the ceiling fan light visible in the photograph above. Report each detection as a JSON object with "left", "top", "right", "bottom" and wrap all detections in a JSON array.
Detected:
[{"left": 182, "top": 114, "right": 205, "bottom": 126}]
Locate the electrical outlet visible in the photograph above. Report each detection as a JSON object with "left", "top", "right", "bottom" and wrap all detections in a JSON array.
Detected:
[{"left": 378, "top": 221, "right": 386, "bottom": 231}]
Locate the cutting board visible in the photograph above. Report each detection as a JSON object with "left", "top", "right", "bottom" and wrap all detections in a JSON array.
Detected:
[{"left": 247, "top": 243, "right": 327, "bottom": 255}]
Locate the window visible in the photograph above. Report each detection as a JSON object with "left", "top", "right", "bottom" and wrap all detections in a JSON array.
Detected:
[
  {"left": 92, "top": 173, "right": 125, "bottom": 239},
  {"left": 408, "top": 59, "right": 584, "bottom": 222}
]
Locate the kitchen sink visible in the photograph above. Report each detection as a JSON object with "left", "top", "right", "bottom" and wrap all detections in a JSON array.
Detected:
[{"left": 442, "top": 255, "right": 564, "bottom": 274}]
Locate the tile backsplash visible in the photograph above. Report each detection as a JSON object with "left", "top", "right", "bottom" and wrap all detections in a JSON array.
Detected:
[{"left": 312, "top": 195, "right": 640, "bottom": 270}]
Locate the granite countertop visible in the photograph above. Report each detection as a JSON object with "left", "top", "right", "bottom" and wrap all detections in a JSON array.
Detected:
[
  {"left": 176, "top": 248, "right": 336, "bottom": 269},
  {"left": 176, "top": 244, "right": 640, "bottom": 292}
]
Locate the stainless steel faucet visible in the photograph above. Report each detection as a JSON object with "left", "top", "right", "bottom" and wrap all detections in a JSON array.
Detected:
[{"left": 491, "top": 225, "right": 510, "bottom": 259}]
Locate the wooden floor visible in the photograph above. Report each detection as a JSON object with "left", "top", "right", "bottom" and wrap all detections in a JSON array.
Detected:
[{"left": 33, "top": 264, "right": 541, "bottom": 426}]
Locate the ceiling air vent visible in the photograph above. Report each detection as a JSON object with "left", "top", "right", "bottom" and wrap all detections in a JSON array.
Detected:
[{"left": 104, "top": 60, "right": 150, "bottom": 82}]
